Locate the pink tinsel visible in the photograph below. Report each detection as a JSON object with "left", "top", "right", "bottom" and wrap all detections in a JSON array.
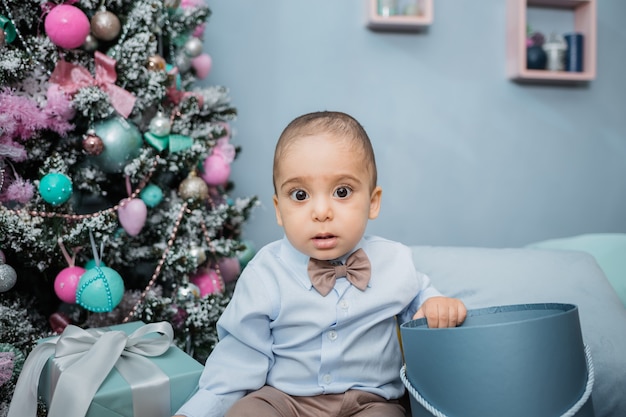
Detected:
[
  {"left": 2, "top": 176, "right": 35, "bottom": 204},
  {"left": 0, "top": 87, "right": 74, "bottom": 204},
  {"left": 0, "top": 139, "right": 27, "bottom": 162},
  {"left": 0, "top": 90, "right": 48, "bottom": 144},
  {"left": 0, "top": 352, "right": 15, "bottom": 386},
  {"left": 0, "top": 88, "right": 74, "bottom": 161},
  {"left": 44, "top": 84, "right": 75, "bottom": 135}
]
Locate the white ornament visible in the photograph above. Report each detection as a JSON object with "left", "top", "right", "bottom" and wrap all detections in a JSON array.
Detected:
[{"left": 184, "top": 37, "right": 203, "bottom": 58}]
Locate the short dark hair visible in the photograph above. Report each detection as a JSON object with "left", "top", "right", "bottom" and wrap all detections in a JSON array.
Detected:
[{"left": 273, "top": 111, "right": 377, "bottom": 192}]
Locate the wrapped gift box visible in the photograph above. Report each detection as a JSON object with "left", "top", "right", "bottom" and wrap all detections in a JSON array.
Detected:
[{"left": 9, "top": 321, "right": 203, "bottom": 417}]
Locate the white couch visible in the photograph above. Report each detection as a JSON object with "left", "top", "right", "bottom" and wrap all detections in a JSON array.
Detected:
[{"left": 409, "top": 245, "right": 626, "bottom": 417}]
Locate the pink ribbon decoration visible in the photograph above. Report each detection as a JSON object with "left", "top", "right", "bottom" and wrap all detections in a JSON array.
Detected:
[
  {"left": 49, "top": 51, "right": 136, "bottom": 118},
  {"left": 213, "top": 137, "right": 236, "bottom": 163},
  {"left": 165, "top": 66, "right": 204, "bottom": 107}
]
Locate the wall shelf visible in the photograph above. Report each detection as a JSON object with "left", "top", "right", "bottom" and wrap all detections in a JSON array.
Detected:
[
  {"left": 367, "top": 0, "right": 433, "bottom": 32},
  {"left": 506, "top": 0, "right": 596, "bottom": 83}
]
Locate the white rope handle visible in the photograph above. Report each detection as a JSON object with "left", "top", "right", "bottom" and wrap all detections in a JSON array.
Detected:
[{"left": 400, "top": 344, "right": 594, "bottom": 417}]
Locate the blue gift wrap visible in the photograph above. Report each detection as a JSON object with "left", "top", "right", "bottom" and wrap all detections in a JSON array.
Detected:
[
  {"left": 8, "top": 321, "right": 203, "bottom": 417},
  {"left": 400, "top": 303, "right": 594, "bottom": 417}
]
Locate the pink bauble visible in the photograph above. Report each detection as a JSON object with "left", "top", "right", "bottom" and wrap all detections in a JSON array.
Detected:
[
  {"left": 191, "top": 53, "right": 212, "bottom": 79},
  {"left": 190, "top": 269, "right": 223, "bottom": 297},
  {"left": 192, "top": 23, "right": 206, "bottom": 38},
  {"left": 181, "top": 0, "right": 205, "bottom": 8},
  {"left": 218, "top": 257, "right": 241, "bottom": 284},
  {"left": 54, "top": 266, "right": 86, "bottom": 303},
  {"left": 117, "top": 198, "right": 148, "bottom": 236},
  {"left": 44, "top": 5, "right": 91, "bottom": 49},
  {"left": 201, "top": 154, "right": 231, "bottom": 186}
]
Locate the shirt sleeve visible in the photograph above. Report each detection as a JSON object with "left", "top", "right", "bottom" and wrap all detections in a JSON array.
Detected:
[
  {"left": 174, "top": 262, "right": 278, "bottom": 417},
  {"left": 397, "top": 268, "right": 442, "bottom": 326}
]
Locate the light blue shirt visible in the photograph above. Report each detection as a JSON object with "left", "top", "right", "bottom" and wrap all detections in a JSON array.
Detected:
[{"left": 176, "top": 235, "right": 441, "bottom": 417}]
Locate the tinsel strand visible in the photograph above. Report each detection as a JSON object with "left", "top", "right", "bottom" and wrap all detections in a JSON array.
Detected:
[{"left": 123, "top": 201, "right": 190, "bottom": 322}]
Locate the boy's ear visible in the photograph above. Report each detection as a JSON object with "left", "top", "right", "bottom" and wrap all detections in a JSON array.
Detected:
[
  {"left": 369, "top": 186, "right": 382, "bottom": 220},
  {"left": 273, "top": 194, "right": 283, "bottom": 226}
]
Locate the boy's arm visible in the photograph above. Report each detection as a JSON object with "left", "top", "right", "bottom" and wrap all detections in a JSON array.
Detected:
[{"left": 173, "top": 263, "right": 277, "bottom": 417}]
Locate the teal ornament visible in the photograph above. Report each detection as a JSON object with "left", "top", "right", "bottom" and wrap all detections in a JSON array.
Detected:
[
  {"left": 90, "top": 117, "right": 142, "bottom": 173},
  {"left": 0, "top": 15, "right": 17, "bottom": 44},
  {"left": 84, "top": 259, "right": 106, "bottom": 269},
  {"left": 139, "top": 183, "right": 164, "bottom": 208},
  {"left": 237, "top": 240, "right": 256, "bottom": 268},
  {"left": 39, "top": 173, "right": 73, "bottom": 206},
  {"left": 76, "top": 265, "right": 124, "bottom": 312}
]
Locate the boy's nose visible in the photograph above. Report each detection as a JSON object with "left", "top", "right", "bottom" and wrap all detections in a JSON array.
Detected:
[{"left": 312, "top": 198, "right": 332, "bottom": 221}]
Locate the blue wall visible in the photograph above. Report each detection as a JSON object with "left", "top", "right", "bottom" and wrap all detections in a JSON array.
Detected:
[{"left": 201, "top": 0, "right": 626, "bottom": 249}]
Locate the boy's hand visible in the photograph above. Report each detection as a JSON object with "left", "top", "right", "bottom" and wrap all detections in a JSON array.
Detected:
[{"left": 413, "top": 296, "right": 467, "bottom": 328}]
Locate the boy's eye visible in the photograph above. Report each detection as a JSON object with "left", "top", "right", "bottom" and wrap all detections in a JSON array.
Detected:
[
  {"left": 334, "top": 186, "right": 352, "bottom": 199},
  {"left": 289, "top": 189, "right": 309, "bottom": 201}
]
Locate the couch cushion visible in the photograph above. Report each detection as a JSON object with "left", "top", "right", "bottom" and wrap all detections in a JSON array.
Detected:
[
  {"left": 526, "top": 233, "right": 626, "bottom": 307},
  {"left": 410, "top": 246, "right": 626, "bottom": 417}
]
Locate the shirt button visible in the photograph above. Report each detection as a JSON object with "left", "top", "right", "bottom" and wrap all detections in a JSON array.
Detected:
[
  {"left": 323, "top": 374, "right": 332, "bottom": 384},
  {"left": 340, "top": 300, "right": 349, "bottom": 309},
  {"left": 328, "top": 330, "right": 338, "bottom": 341}
]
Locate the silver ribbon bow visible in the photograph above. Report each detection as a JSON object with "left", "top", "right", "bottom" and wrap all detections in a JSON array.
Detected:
[{"left": 8, "top": 321, "right": 174, "bottom": 417}]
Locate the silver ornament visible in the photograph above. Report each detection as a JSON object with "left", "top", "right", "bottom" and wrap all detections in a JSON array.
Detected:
[
  {"left": 175, "top": 53, "right": 192, "bottom": 74},
  {"left": 91, "top": 10, "right": 121, "bottom": 41},
  {"left": 82, "top": 34, "right": 99, "bottom": 52},
  {"left": 0, "top": 264, "right": 17, "bottom": 292},
  {"left": 184, "top": 37, "right": 203, "bottom": 58},
  {"left": 149, "top": 112, "right": 172, "bottom": 137},
  {"left": 176, "top": 282, "right": 200, "bottom": 302},
  {"left": 189, "top": 245, "right": 207, "bottom": 266}
]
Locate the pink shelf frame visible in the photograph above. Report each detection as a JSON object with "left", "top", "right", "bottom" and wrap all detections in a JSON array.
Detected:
[
  {"left": 367, "top": 0, "right": 433, "bottom": 31},
  {"left": 506, "top": 0, "right": 596, "bottom": 83}
]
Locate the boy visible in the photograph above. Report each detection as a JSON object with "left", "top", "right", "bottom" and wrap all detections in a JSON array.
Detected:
[{"left": 175, "top": 111, "right": 466, "bottom": 417}]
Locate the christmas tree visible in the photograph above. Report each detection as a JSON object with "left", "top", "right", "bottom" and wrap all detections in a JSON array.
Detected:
[{"left": 0, "top": 0, "right": 257, "bottom": 411}]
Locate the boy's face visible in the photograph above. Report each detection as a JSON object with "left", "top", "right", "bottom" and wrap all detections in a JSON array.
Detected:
[{"left": 273, "top": 133, "right": 382, "bottom": 261}]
